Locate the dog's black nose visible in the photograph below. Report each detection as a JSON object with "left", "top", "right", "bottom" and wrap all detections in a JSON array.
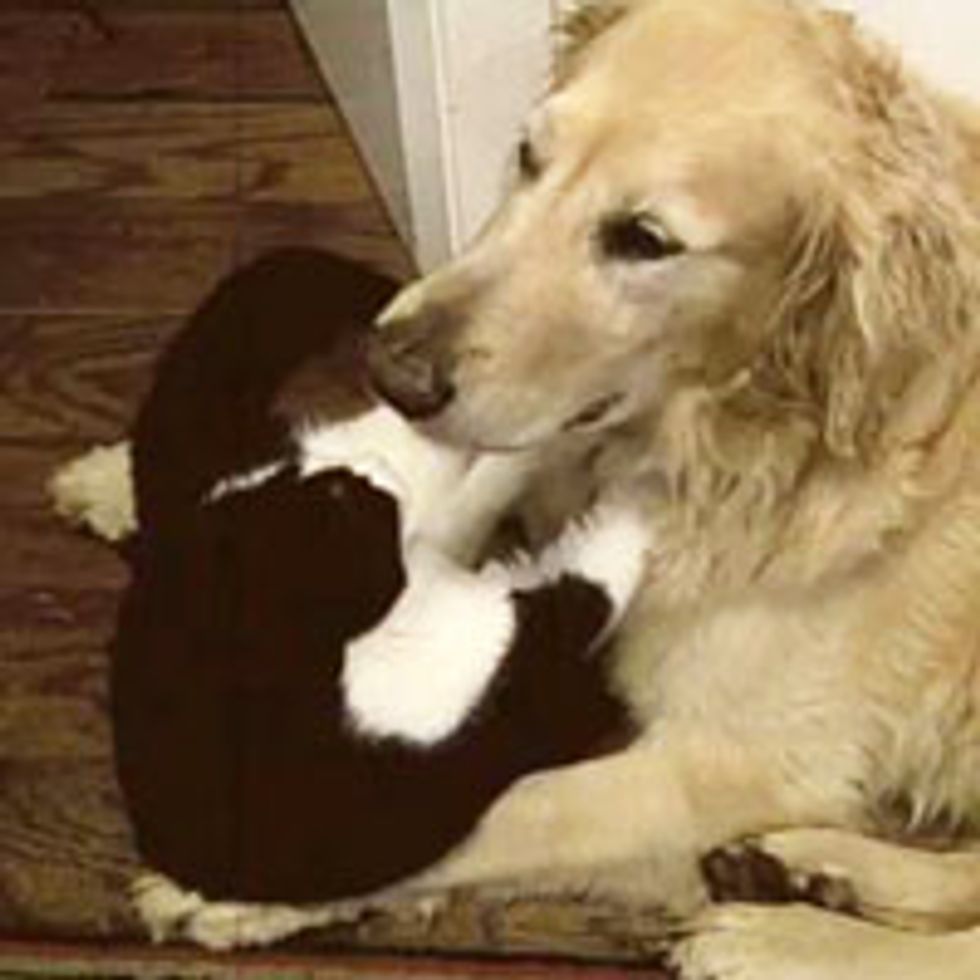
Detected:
[{"left": 364, "top": 329, "right": 456, "bottom": 420}]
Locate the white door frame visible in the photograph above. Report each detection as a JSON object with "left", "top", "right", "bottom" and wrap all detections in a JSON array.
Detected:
[{"left": 292, "top": 0, "right": 558, "bottom": 272}]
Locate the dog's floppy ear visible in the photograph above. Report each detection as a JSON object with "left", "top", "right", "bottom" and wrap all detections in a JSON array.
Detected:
[
  {"left": 556, "top": 1, "right": 632, "bottom": 82},
  {"left": 760, "top": 32, "right": 978, "bottom": 460},
  {"left": 827, "top": 195, "right": 974, "bottom": 458}
]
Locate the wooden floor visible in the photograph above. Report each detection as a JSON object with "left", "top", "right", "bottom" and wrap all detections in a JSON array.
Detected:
[
  {"left": 0, "top": 0, "right": 412, "bottom": 955},
  {"left": 0, "top": 4, "right": 665, "bottom": 976}
]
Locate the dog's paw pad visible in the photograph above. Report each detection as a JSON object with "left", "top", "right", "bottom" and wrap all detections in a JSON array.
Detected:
[{"left": 700, "top": 843, "right": 857, "bottom": 913}]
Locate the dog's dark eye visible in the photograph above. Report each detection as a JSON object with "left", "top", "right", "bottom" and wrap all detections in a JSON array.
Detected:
[
  {"left": 599, "top": 214, "right": 684, "bottom": 262},
  {"left": 517, "top": 138, "right": 543, "bottom": 181}
]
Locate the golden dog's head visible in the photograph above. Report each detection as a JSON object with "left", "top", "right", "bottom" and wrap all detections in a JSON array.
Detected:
[{"left": 367, "top": 0, "right": 978, "bottom": 470}]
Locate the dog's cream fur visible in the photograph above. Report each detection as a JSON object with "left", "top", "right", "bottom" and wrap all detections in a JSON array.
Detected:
[{"left": 52, "top": 1, "right": 980, "bottom": 975}]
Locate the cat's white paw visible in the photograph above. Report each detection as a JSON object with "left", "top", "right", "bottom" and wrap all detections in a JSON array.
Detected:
[
  {"left": 130, "top": 871, "right": 434, "bottom": 951},
  {"left": 50, "top": 442, "right": 135, "bottom": 542}
]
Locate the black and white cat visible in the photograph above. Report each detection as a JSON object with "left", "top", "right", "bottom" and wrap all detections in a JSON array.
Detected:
[{"left": 52, "top": 249, "right": 649, "bottom": 915}]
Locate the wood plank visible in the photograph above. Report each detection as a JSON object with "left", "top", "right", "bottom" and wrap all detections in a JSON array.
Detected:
[
  {"left": 1, "top": 1, "right": 281, "bottom": 11},
  {"left": 234, "top": 102, "right": 379, "bottom": 204},
  {"left": 0, "top": 198, "right": 237, "bottom": 314},
  {"left": 0, "top": 312, "right": 149, "bottom": 939},
  {"left": 0, "top": 94, "right": 411, "bottom": 313},
  {"left": 0, "top": 12, "right": 76, "bottom": 130},
  {"left": 235, "top": 200, "right": 414, "bottom": 282},
  {"left": 0, "top": 314, "right": 173, "bottom": 447},
  {"left": 51, "top": 9, "right": 323, "bottom": 103},
  {"left": 0, "top": 102, "right": 373, "bottom": 205},
  {"left": 0, "top": 198, "right": 408, "bottom": 314},
  {"left": 0, "top": 762, "right": 138, "bottom": 938},
  {"left": 0, "top": 940, "right": 655, "bottom": 979},
  {"left": 0, "top": 624, "right": 115, "bottom": 761}
]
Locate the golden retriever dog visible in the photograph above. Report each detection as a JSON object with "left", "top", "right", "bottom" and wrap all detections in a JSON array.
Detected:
[{"left": 53, "top": 0, "right": 980, "bottom": 975}]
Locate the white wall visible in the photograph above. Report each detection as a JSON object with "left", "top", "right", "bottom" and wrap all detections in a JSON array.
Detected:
[
  {"left": 432, "top": 2, "right": 554, "bottom": 252},
  {"left": 825, "top": 0, "right": 980, "bottom": 101}
]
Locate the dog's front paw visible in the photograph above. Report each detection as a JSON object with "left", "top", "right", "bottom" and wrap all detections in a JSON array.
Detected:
[
  {"left": 670, "top": 902, "right": 942, "bottom": 980},
  {"left": 49, "top": 442, "right": 135, "bottom": 542},
  {"left": 670, "top": 903, "right": 866, "bottom": 980},
  {"left": 671, "top": 904, "right": 821, "bottom": 980},
  {"left": 701, "top": 840, "right": 856, "bottom": 913}
]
